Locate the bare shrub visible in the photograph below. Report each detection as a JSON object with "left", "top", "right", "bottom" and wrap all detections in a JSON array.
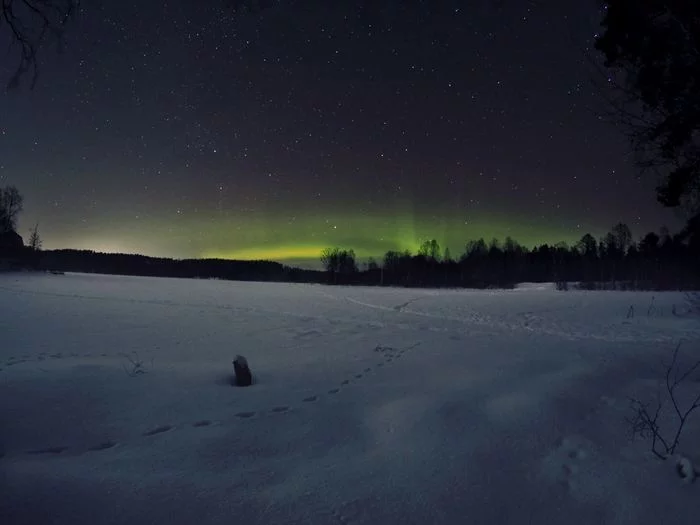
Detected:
[{"left": 627, "top": 342, "right": 700, "bottom": 462}]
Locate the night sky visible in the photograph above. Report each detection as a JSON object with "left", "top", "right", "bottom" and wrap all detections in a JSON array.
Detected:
[{"left": 0, "top": 0, "right": 685, "bottom": 267}]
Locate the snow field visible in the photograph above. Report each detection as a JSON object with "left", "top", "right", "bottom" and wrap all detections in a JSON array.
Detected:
[{"left": 1, "top": 272, "right": 699, "bottom": 524}]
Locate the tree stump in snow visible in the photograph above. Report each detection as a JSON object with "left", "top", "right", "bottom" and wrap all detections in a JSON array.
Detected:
[{"left": 233, "top": 355, "right": 252, "bottom": 387}]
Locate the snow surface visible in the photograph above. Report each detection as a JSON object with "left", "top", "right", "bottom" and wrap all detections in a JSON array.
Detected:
[{"left": 1, "top": 272, "right": 699, "bottom": 524}]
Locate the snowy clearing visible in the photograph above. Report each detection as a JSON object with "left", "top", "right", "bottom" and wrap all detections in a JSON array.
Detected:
[{"left": 1, "top": 272, "right": 700, "bottom": 524}]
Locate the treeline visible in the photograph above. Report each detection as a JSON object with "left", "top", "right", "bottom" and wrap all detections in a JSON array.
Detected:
[
  {"left": 2, "top": 220, "right": 699, "bottom": 291},
  {"left": 17, "top": 249, "right": 325, "bottom": 283},
  {"left": 320, "top": 222, "right": 700, "bottom": 290}
]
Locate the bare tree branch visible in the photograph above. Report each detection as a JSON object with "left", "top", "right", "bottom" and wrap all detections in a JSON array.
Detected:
[{"left": 1, "top": 0, "right": 78, "bottom": 89}]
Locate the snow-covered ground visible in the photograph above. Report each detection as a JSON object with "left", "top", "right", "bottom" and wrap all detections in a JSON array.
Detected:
[{"left": 1, "top": 272, "right": 699, "bottom": 524}]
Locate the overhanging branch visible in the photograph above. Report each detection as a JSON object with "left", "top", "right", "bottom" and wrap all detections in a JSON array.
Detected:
[{"left": 1, "top": 0, "right": 78, "bottom": 89}]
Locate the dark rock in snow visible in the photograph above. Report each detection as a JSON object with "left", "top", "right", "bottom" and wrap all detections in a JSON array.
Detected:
[{"left": 233, "top": 355, "right": 252, "bottom": 387}]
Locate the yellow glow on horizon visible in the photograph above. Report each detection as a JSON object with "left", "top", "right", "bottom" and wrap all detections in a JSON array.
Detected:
[
  {"left": 202, "top": 245, "right": 330, "bottom": 261},
  {"left": 201, "top": 240, "right": 426, "bottom": 262}
]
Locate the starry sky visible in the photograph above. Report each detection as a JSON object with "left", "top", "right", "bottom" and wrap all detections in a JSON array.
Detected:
[{"left": 0, "top": 0, "right": 686, "bottom": 267}]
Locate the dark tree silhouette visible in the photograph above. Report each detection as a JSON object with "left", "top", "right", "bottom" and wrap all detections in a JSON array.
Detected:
[
  {"left": 595, "top": 1, "right": 700, "bottom": 212},
  {"left": 320, "top": 247, "right": 357, "bottom": 284},
  {"left": 320, "top": 247, "right": 340, "bottom": 275},
  {"left": 0, "top": 0, "right": 78, "bottom": 88},
  {"left": 639, "top": 231, "right": 660, "bottom": 254},
  {"left": 337, "top": 249, "right": 358, "bottom": 277},
  {"left": 418, "top": 239, "right": 441, "bottom": 261},
  {"left": 612, "top": 222, "right": 633, "bottom": 254},
  {"left": 679, "top": 213, "right": 700, "bottom": 253},
  {"left": 28, "top": 223, "right": 41, "bottom": 250},
  {"left": 0, "top": 185, "right": 24, "bottom": 233},
  {"left": 443, "top": 246, "right": 453, "bottom": 263},
  {"left": 577, "top": 233, "right": 597, "bottom": 256}
]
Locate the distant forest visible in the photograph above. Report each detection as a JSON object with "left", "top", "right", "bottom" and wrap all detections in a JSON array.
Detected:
[
  {"left": 4, "top": 249, "right": 324, "bottom": 284},
  {"left": 319, "top": 222, "right": 700, "bottom": 291},
  {"left": 1, "top": 184, "right": 699, "bottom": 289},
  {"left": 1, "top": 221, "right": 699, "bottom": 291}
]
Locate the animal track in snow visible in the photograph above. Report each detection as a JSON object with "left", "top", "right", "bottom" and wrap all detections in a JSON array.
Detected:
[
  {"left": 8, "top": 340, "right": 424, "bottom": 457},
  {"left": 235, "top": 411, "right": 257, "bottom": 419},
  {"left": 545, "top": 436, "right": 589, "bottom": 492},
  {"left": 88, "top": 441, "right": 118, "bottom": 451},
  {"left": 293, "top": 329, "right": 322, "bottom": 340},
  {"left": 143, "top": 425, "right": 173, "bottom": 436}
]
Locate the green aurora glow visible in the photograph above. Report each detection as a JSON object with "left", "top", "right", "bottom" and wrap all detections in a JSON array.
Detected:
[{"left": 43, "top": 209, "right": 605, "bottom": 268}]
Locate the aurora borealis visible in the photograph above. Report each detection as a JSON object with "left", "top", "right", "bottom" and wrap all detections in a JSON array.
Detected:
[{"left": 0, "top": 1, "right": 685, "bottom": 268}]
